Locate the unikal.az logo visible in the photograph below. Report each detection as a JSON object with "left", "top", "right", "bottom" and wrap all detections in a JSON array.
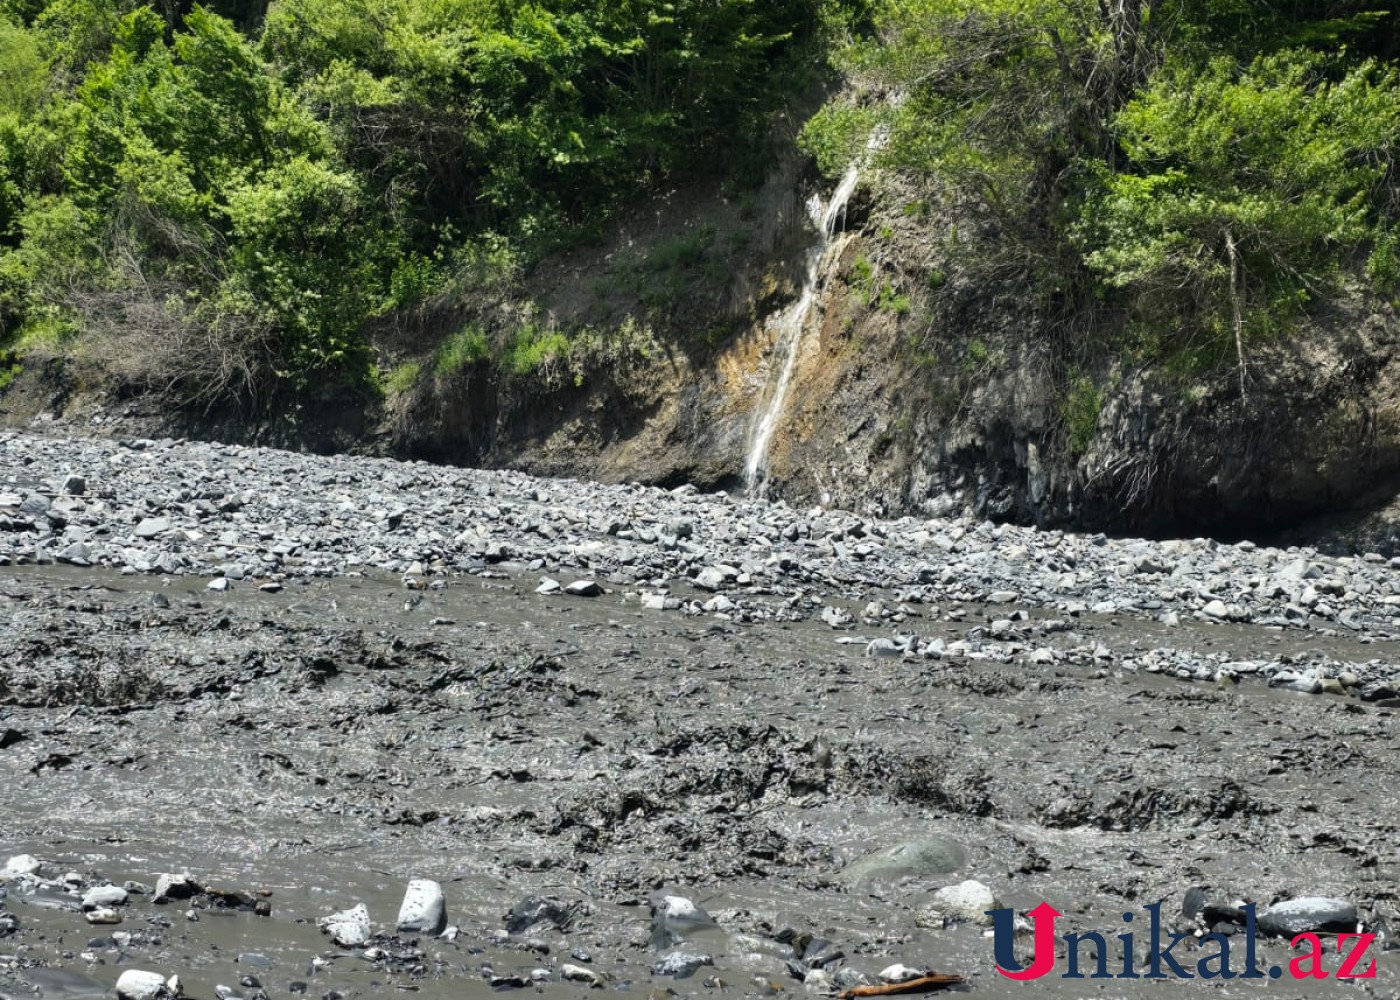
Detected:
[{"left": 988, "top": 903, "right": 1376, "bottom": 981}]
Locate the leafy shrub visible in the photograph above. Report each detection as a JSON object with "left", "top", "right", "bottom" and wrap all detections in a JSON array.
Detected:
[
  {"left": 382, "top": 360, "right": 421, "bottom": 394},
  {"left": 434, "top": 326, "right": 489, "bottom": 378},
  {"left": 504, "top": 324, "right": 573, "bottom": 379},
  {"left": 1062, "top": 374, "right": 1102, "bottom": 454}
]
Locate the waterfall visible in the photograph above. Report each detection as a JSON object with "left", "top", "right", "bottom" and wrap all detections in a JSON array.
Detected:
[{"left": 742, "top": 164, "right": 861, "bottom": 497}]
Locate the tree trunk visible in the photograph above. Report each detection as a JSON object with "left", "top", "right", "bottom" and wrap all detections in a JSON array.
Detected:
[{"left": 1225, "top": 228, "right": 1248, "bottom": 400}]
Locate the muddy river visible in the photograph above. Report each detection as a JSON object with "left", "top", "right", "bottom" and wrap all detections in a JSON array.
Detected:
[{"left": 2, "top": 560, "right": 1397, "bottom": 1000}]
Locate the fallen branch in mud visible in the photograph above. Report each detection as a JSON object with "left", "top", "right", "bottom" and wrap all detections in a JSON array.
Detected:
[{"left": 838, "top": 973, "right": 966, "bottom": 999}]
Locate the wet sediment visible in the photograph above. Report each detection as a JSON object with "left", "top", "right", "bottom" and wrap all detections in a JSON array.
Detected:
[{"left": 1, "top": 432, "right": 1399, "bottom": 997}]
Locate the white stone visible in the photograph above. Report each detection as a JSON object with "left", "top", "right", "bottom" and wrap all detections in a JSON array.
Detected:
[
  {"left": 154, "top": 873, "right": 198, "bottom": 901},
  {"left": 561, "top": 964, "right": 601, "bottom": 987},
  {"left": 932, "top": 879, "right": 1001, "bottom": 926},
  {"left": 2, "top": 854, "right": 41, "bottom": 878},
  {"left": 878, "top": 964, "right": 924, "bottom": 984},
  {"left": 83, "top": 884, "right": 129, "bottom": 910},
  {"left": 115, "top": 970, "right": 169, "bottom": 1000},
  {"left": 396, "top": 878, "right": 446, "bottom": 934},
  {"left": 320, "top": 902, "right": 372, "bottom": 947}
]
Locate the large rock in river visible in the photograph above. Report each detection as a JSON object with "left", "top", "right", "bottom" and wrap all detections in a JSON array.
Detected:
[
  {"left": 839, "top": 835, "right": 967, "bottom": 886},
  {"left": 1257, "top": 897, "right": 1358, "bottom": 937}
]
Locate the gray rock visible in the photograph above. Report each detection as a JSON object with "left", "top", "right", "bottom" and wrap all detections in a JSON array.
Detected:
[
  {"left": 57, "top": 541, "right": 92, "bottom": 565},
  {"left": 134, "top": 517, "right": 170, "bottom": 539},
  {"left": 804, "top": 970, "right": 834, "bottom": 992},
  {"left": 650, "top": 892, "right": 718, "bottom": 948},
  {"left": 694, "top": 567, "right": 727, "bottom": 591},
  {"left": 832, "top": 969, "right": 873, "bottom": 991},
  {"left": 840, "top": 836, "right": 967, "bottom": 885},
  {"left": 1257, "top": 898, "right": 1358, "bottom": 937},
  {"left": 820, "top": 605, "right": 853, "bottom": 628},
  {"left": 83, "top": 884, "right": 130, "bottom": 910},
  {"left": 650, "top": 951, "right": 713, "bottom": 979},
  {"left": 396, "top": 878, "right": 446, "bottom": 935},
  {"left": 564, "top": 580, "right": 601, "bottom": 597},
  {"left": 506, "top": 896, "right": 584, "bottom": 934},
  {"left": 154, "top": 873, "right": 199, "bottom": 902}
]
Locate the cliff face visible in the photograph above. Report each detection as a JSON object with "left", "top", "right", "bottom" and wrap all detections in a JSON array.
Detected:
[
  {"left": 381, "top": 165, "right": 1400, "bottom": 552},
  {"left": 8, "top": 161, "right": 1400, "bottom": 553}
]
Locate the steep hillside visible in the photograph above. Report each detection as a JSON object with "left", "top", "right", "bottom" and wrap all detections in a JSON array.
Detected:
[{"left": 6, "top": 0, "right": 1400, "bottom": 551}]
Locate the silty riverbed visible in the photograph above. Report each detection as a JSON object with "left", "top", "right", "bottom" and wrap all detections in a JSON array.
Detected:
[{"left": 1, "top": 431, "right": 1399, "bottom": 998}]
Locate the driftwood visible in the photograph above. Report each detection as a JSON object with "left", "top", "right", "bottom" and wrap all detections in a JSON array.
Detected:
[{"left": 838, "top": 973, "right": 965, "bottom": 999}]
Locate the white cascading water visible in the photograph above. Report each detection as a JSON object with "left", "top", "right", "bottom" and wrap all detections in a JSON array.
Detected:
[{"left": 742, "top": 164, "right": 862, "bottom": 497}]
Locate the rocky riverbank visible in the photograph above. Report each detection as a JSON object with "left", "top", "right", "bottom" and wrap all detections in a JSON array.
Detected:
[{"left": 2, "top": 431, "right": 1399, "bottom": 998}]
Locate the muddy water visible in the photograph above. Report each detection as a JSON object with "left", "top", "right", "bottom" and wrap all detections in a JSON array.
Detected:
[{"left": 2, "top": 564, "right": 1398, "bottom": 999}]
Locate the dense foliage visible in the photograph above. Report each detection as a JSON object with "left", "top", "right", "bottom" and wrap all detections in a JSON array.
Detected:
[
  {"left": 4, "top": 0, "right": 1398, "bottom": 407},
  {"left": 803, "top": 0, "right": 1400, "bottom": 378},
  {"left": 0, "top": 0, "right": 857, "bottom": 397}
]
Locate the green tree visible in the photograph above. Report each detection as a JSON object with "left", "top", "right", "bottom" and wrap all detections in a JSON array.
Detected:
[{"left": 1077, "top": 52, "right": 1400, "bottom": 385}]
